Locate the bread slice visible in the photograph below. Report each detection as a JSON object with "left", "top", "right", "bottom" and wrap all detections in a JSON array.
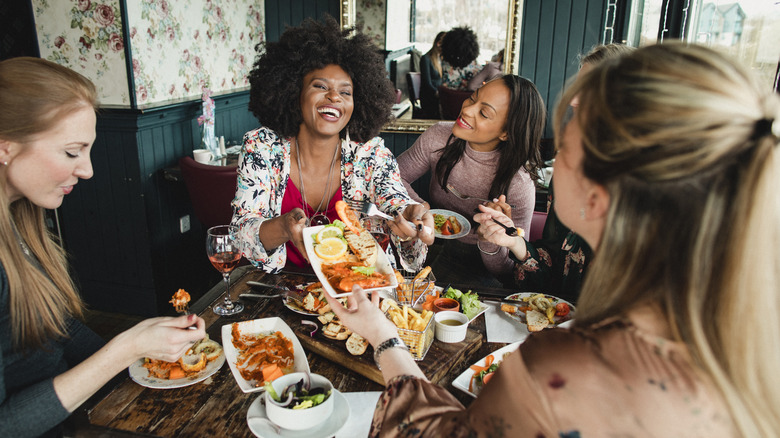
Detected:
[
  {"left": 346, "top": 333, "right": 368, "bottom": 355},
  {"left": 526, "top": 309, "right": 549, "bottom": 332},
  {"left": 344, "top": 229, "right": 378, "bottom": 266}
]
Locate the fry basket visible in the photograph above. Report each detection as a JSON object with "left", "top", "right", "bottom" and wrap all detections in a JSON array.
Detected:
[
  {"left": 385, "top": 309, "right": 435, "bottom": 361},
  {"left": 394, "top": 270, "right": 437, "bottom": 308}
]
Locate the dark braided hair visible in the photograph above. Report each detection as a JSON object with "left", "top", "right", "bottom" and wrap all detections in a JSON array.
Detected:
[
  {"left": 435, "top": 75, "right": 545, "bottom": 199},
  {"left": 440, "top": 26, "right": 479, "bottom": 68},
  {"left": 248, "top": 16, "right": 395, "bottom": 142}
]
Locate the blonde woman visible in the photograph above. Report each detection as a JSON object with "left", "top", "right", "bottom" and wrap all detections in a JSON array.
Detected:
[
  {"left": 326, "top": 43, "right": 780, "bottom": 436},
  {"left": 0, "top": 57, "right": 205, "bottom": 437},
  {"left": 419, "top": 31, "right": 446, "bottom": 118}
]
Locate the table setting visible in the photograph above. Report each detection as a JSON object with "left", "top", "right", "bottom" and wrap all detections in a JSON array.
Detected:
[{"left": 84, "top": 214, "right": 576, "bottom": 437}]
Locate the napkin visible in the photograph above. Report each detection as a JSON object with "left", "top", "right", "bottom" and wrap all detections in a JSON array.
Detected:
[
  {"left": 337, "top": 391, "right": 382, "bottom": 437},
  {"left": 484, "top": 301, "right": 530, "bottom": 343}
]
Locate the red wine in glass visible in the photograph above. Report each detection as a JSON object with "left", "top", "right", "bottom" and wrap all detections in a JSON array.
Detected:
[
  {"left": 371, "top": 232, "right": 390, "bottom": 251},
  {"left": 206, "top": 225, "right": 244, "bottom": 316}
]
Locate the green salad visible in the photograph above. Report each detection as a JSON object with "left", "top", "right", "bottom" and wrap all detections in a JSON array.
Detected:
[{"left": 443, "top": 286, "right": 481, "bottom": 320}]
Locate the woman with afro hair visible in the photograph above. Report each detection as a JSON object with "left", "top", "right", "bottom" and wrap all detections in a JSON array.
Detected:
[
  {"left": 440, "top": 26, "right": 482, "bottom": 91},
  {"left": 233, "top": 17, "right": 434, "bottom": 273}
]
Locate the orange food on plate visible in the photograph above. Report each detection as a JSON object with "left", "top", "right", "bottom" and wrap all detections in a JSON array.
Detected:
[
  {"left": 320, "top": 261, "right": 391, "bottom": 292},
  {"left": 335, "top": 200, "right": 363, "bottom": 235},
  {"left": 231, "top": 324, "right": 295, "bottom": 387}
]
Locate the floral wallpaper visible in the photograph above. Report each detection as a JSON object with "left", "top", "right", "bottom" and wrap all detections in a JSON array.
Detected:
[
  {"left": 32, "top": 0, "right": 264, "bottom": 108},
  {"left": 356, "top": 0, "right": 386, "bottom": 49},
  {"left": 126, "top": 0, "right": 263, "bottom": 105},
  {"left": 33, "top": 0, "right": 130, "bottom": 106}
]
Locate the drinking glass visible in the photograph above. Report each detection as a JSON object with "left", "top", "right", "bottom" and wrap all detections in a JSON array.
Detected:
[
  {"left": 362, "top": 217, "right": 390, "bottom": 251},
  {"left": 206, "top": 225, "right": 244, "bottom": 316}
]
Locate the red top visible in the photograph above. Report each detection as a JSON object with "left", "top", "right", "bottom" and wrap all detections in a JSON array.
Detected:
[{"left": 280, "top": 177, "right": 343, "bottom": 267}]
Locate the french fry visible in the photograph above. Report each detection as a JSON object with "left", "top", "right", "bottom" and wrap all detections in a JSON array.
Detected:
[{"left": 414, "top": 266, "right": 432, "bottom": 282}]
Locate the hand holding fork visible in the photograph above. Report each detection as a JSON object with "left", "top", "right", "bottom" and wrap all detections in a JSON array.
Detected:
[{"left": 347, "top": 200, "right": 433, "bottom": 243}]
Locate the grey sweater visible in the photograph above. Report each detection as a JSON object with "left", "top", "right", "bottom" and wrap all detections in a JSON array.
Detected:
[
  {"left": 397, "top": 122, "right": 535, "bottom": 276},
  {"left": 0, "top": 264, "right": 104, "bottom": 437}
]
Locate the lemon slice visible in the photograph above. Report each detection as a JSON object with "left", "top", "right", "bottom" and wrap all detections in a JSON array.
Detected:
[
  {"left": 316, "top": 226, "right": 343, "bottom": 243},
  {"left": 314, "top": 237, "right": 347, "bottom": 260}
]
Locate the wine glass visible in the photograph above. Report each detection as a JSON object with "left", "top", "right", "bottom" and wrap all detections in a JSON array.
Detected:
[
  {"left": 362, "top": 217, "right": 390, "bottom": 251},
  {"left": 206, "top": 225, "right": 244, "bottom": 316}
]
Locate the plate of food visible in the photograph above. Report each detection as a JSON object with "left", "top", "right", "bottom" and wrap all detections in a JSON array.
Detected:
[
  {"left": 500, "top": 293, "right": 575, "bottom": 332},
  {"left": 430, "top": 209, "right": 470, "bottom": 239},
  {"left": 452, "top": 341, "right": 521, "bottom": 397},
  {"left": 129, "top": 336, "right": 225, "bottom": 389},
  {"left": 221, "top": 317, "right": 310, "bottom": 393},
  {"left": 303, "top": 219, "right": 397, "bottom": 298}
]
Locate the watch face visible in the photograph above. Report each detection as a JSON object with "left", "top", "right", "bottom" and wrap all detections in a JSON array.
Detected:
[{"left": 374, "top": 338, "right": 407, "bottom": 370}]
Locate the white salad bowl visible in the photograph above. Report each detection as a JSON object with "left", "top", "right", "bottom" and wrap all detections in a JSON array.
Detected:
[{"left": 264, "top": 372, "right": 334, "bottom": 431}]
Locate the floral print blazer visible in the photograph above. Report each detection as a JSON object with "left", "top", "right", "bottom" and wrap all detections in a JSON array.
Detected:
[{"left": 232, "top": 127, "right": 427, "bottom": 273}]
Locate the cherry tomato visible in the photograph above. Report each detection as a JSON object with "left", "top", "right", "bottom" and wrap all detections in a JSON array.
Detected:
[
  {"left": 442, "top": 219, "right": 454, "bottom": 235},
  {"left": 555, "top": 302, "right": 570, "bottom": 316}
]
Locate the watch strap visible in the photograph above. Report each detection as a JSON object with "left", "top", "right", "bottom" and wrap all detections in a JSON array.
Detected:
[{"left": 373, "top": 337, "right": 408, "bottom": 370}]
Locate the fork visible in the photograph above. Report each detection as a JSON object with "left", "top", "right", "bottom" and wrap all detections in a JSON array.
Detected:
[
  {"left": 347, "top": 200, "right": 432, "bottom": 235},
  {"left": 446, "top": 184, "right": 516, "bottom": 209}
]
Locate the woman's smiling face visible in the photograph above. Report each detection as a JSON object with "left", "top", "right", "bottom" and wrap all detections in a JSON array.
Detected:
[
  {"left": 450, "top": 79, "right": 509, "bottom": 152},
  {"left": 298, "top": 64, "right": 354, "bottom": 139}
]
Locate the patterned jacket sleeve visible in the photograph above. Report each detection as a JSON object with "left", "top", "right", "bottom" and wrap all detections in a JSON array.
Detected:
[
  {"left": 232, "top": 127, "right": 289, "bottom": 273},
  {"left": 343, "top": 137, "right": 427, "bottom": 271}
]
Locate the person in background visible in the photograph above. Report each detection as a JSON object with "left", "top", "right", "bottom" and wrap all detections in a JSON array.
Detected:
[
  {"left": 467, "top": 49, "right": 504, "bottom": 91},
  {"left": 475, "top": 43, "right": 635, "bottom": 304},
  {"left": 440, "top": 26, "right": 481, "bottom": 91},
  {"left": 234, "top": 17, "right": 433, "bottom": 273},
  {"left": 327, "top": 42, "right": 780, "bottom": 437},
  {"left": 0, "top": 58, "right": 206, "bottom": 438},
  {"left": 419, "top": 31, "right": 446, "bottom": 119},
  {"left": 397, "top": 75, "right": 544, "bottom": 288}
]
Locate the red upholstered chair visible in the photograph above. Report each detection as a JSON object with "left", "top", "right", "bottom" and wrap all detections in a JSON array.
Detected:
[
  {"left": 437, "top": 85, "right": 472, "bottom": 120},
  {"left": 529, "top": 211, "right": 547, "bottom": 242},
  {"left": 178, "top": 156, "right": 238, "bottom": 229}
]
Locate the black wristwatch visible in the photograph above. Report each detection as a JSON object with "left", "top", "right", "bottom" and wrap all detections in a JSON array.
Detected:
[{"left": 373, "top": 337, "right": 408, "bottom": 370}]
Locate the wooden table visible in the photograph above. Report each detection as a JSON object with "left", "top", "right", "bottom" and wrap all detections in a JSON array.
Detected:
[{"left": 82, "top": 266, "right": 511, "bottom": 437}]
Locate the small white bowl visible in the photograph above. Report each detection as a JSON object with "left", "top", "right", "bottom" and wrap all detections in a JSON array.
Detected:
[
  {"left": 264, "top": 372, "right": 334, "bottom": 431},
  {"left": 434, "top": 310, "right": 469, "bottom": 343}
]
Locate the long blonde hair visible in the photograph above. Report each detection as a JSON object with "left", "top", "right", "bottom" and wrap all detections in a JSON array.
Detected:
[
  {"left": 555, "top": 43, "right": 780, "bottom": 437},
  {"left": 0, "top": 57, "right": 98, "bottom": 349},
  {"left": 427, "top": 31, "right": 446, "bottom": 77}
]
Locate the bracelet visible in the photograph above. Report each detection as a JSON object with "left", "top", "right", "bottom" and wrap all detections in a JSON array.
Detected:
[
  {"left": 476, "top": 240, "right": 501, "bottom": 255},
  {"left": 373, "top": 337, "right": 409, "bottom": 370}
]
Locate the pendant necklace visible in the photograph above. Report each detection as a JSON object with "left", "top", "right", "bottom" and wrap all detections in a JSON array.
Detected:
[{"left": 295, "top": 137, "right": 340, "bottom": 227}]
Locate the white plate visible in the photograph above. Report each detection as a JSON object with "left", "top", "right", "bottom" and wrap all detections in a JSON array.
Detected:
[
  {"left": 247, "top": 389, "right": 350, "bottom": 438},
  {"left": 452, "top": 341, "right": 521, "bottom": 398},
  {"left": 430, "top": 209, "right": 471, "bottom": 239},
  {"left": 502, "top": 292, "right": 575, "bottom": 328},
  {"left": 302, "top": 225, "right": 398, "bottom": 298},
  {"left": 222, "top": 318, "right": 311, "bottom": 393},
  {"left": 129, "top": 349, "right": 225, "bottom": 389}
]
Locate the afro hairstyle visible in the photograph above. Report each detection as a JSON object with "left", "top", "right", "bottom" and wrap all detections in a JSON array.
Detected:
[
  {"left": 441, "top": 26, "right": 480, "bottom": 68},
  {"left": 247, "top": 16, "right": 396, "bottom": 142}
]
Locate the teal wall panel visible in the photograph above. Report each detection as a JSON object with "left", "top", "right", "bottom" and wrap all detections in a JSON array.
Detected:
[
  {"left": 519, "top": 0, "right": 605, "bottom": 137},
  {"left": 264, "top": 0, "right": 340, "bottom": 42},
  {"left": 60, "top": 91, "right": 257, "bottom": 316}
]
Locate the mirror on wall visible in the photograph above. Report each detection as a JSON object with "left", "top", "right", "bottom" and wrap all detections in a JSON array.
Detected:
[{"left": 341, "top": 0, "right": 522, "bottom": 133}]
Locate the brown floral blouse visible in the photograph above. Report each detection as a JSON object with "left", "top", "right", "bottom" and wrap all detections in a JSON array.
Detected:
[{"left": 370, "top": 317, "right": 736, "bottom": 437}]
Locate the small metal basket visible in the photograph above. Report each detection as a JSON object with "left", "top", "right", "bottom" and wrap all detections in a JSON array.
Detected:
[
  {"left": 395, "top": 270, "right": 437, "bottom": 308},
  {"left": 385, "top": 309, "right": 435, "bottom": 361}
]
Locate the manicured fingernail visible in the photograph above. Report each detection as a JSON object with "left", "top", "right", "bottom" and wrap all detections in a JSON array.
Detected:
[{"left": 188, "top": 314, "right": 196, "bottom": 322}]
